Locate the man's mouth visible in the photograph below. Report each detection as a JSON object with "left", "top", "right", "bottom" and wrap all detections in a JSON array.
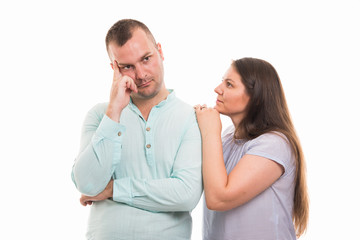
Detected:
[{"left": 137, "top": 80, "right": 151, "bottom": 88}]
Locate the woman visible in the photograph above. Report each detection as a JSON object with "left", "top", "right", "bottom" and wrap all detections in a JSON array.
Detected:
[{"left": 195, "top": 57, "right": 309, "bottom": 240}]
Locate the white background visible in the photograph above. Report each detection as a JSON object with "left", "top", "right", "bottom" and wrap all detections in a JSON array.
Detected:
[{"left": 1, "top": 0, "right": 359, "bottom": 239}]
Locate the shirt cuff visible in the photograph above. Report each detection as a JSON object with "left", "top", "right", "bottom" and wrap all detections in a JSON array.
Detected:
[
  {"left": 113, "top": 177, "right": 133, "bottom": 205},
  {"left": 96, "top": 114, "right": 126, "bottom": 141}
]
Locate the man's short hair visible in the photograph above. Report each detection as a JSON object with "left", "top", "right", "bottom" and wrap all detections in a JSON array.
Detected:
[{"left": 105, "top": 19, "right": 157, "bottom": 51}]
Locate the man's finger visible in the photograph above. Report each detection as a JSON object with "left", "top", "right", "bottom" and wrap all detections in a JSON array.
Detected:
[
  {"left": 124, "top": 77, "right": 138, "bottom": 93},
  {"left": 113, "top": 60, "right": 122, "bottom": 81},
  {"left": 80, "top": 195, "right": 92, "bottom": 206},
  {"left": 80, "top": 197, "right": 86, "bottom": 206},
  {"left": 129, "top": 79, "right": 138, "bottom": 93}
]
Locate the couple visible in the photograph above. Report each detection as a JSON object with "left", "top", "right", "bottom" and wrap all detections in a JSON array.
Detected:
[{"left": 71, "top": 19, "right": 309, "bottom": 240}]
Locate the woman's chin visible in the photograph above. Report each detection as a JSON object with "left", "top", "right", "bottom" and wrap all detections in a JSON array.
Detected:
[{"left": 214, "top": 106, "right": 225, "bottom": 115}]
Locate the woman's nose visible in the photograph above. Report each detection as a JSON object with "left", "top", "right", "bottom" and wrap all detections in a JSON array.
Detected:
[{"left": 214, "top": 84, "right": 222, "bottom": 95}]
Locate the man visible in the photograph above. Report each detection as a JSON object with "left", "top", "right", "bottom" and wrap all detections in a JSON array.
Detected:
[{"left": 71, "top": 19, "right": 202, "bottom": 240}]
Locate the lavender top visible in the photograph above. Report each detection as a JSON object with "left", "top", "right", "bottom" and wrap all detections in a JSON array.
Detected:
[{"left": 203, "top": 126, "right": 297, "bottom": 240}]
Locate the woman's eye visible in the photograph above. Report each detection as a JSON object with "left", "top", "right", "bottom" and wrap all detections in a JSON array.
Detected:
[{"left": 226, "top": 82, "right": 232, "bottom": 87}]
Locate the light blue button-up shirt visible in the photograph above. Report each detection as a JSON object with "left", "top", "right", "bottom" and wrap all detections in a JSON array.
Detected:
[{"left": 72, "top": 90, "right": 202, "bottom": 240}]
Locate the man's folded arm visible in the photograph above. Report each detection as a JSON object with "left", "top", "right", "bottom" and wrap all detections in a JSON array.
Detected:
[
  {"left": 71, "top": 104, "right": 125, "bottom": 196},
  {"left": 112, "top": 119, "right": 203, "bottom": 212}
]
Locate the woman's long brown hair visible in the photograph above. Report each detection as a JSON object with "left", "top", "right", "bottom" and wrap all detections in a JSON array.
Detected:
[{"left": 233, "top": 58, "right": 309, "bottom": 237}]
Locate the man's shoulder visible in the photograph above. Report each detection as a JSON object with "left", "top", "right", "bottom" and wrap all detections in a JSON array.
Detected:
[
  {"left": 164, "top": 98, "right": 198, "bottom": 131},
  {"left": 88, "top": 102, "right": 109, "bottom": 115},
  {"left": 85, "top": 102, "right": 117, "bottom": 123},
  {"left": 167, "top": 98, "right": 196, "bottom": 119},
  {"left": 171, "top": 96, "right": 194, "bottom": 111}
]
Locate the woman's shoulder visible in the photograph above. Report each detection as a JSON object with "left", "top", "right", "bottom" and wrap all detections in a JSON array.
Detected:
[
  {"left": 246, "top": 131, "right": 291, "bottom": 155},
  {"left": 245, "top": 131, "right": 294, "bottom": 173},
  {"left": 251, "top": 131, "right": 289, "bottom": 145}
]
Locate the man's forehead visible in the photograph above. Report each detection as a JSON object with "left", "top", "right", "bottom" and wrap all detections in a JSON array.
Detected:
[{"left": 109, "top": 42, "right": 153, "bottom": 64}]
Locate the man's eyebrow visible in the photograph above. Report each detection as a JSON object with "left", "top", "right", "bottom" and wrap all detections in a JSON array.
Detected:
[
  {"left": 117, "top": 62, "right": 130, "bottom": 67},
  {"left": 117, "top": 52, "right": 153, "bottom": 66},
  {"left": 140, "top": 51, "right": 152, "bottom": 60}
]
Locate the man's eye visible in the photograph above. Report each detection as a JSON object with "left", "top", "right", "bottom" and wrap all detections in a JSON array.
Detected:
[
  {"left": 143, "top": 56, "right": 150, "bottom": 62},
  {"left": 121, "top": 65, "right": 132, "bottom": 70}
]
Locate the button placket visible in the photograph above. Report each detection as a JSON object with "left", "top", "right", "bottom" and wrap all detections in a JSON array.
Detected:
[
  {"left": 145, "top": 123, "right": 154, "bottom": 166},
  {"left": 144, "top": 107, "right": 158, "bottom": 177}
]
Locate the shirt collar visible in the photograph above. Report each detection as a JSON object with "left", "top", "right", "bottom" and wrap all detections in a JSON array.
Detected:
[{"left": 128, "top": 89, "right": 175, "bottom": 113}]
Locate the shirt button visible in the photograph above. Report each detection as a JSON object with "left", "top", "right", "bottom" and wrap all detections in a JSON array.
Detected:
[
  {"left": 146, "top": 144, "right": 151, "bottom": 148},
  {"left": 117, "top": 132, "right": 122, "bottom": 136},
  {"left": 146, "top": 127, "right": 151, "bottom": 131}
]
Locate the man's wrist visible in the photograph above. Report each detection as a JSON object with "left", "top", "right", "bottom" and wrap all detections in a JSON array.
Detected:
[
  {"left": 109, "top": 179, "right": 114, "bottom": 198},
  {"left": 106, "top": 106, "right": 122, "bottom": 123}
]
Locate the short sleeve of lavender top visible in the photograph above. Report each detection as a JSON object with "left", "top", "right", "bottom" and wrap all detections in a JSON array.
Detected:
[{"left": 203, "top": 126, "right": 297, "bottom": 240}]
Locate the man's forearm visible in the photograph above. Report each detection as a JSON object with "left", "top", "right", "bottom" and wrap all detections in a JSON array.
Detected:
[
  {"left": 80, "top": 179, "right": 114, "bottom": 206},
  {"left": 112, "top": 172, "right": 202, "bottom": 212},
  {"left": 112, "top": 121, "right": 203, "bottom": 212},
  {"left": 72, "top": 113, "right": 125, "bottom": 196}
]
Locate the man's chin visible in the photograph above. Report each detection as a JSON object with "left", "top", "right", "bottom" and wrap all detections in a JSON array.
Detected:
[{"left": 131, "top": 89, "right": 158, "bottom": 100}]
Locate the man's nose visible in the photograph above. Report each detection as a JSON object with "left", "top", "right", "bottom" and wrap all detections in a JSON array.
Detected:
[{"left": 135, "top": 65, "right": 147, "bottom": 80}]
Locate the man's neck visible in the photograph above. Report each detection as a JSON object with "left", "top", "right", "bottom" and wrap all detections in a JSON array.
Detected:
[{"left": 132, "top": 88, "right": 170, "bottom": 121}]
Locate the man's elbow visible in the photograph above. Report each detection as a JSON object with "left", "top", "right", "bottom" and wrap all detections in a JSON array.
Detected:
[
  {"left": 73, "top": 177, "right": 97, "bottom": 196},
  {"left": 72, "top": 171, "right": 105, "bottom": 197},
  {"left": 180, "top": 188, "right": 203, "bottom": 211},
  {"left": 76, "top": 182, "right": 100, "bottom": 197},
  {"left": 183, "top": 197, "right": 200, "bottom": 211}
]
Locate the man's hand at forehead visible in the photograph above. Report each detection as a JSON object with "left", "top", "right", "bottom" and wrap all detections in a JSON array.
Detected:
[{"left": 106, "top": 60, "right": 138, "bottom": 122}]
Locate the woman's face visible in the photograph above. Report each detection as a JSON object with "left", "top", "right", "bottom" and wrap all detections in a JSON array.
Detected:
[{"left": 214, "top": 64, "right": 250, "bottom": 125}]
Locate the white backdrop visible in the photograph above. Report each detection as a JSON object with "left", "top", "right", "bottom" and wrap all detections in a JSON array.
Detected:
[{"left": 1, "top": 0, "right": 359, "bottom": 239}]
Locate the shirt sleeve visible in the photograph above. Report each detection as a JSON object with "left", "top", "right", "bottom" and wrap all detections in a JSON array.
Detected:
[
  {"left": 71, "top": 103, "right": 126, "bottom": 196},
  {"left": 245, "top": 132, "right": 294, "bottom": 176},
  {"left": 112, "top": 115, "right": 203, "bottom": 212}
]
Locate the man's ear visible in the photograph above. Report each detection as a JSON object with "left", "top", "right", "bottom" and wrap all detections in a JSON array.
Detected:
[{"left": 157, "top": 43, "right": 164, "bottom": 60}]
